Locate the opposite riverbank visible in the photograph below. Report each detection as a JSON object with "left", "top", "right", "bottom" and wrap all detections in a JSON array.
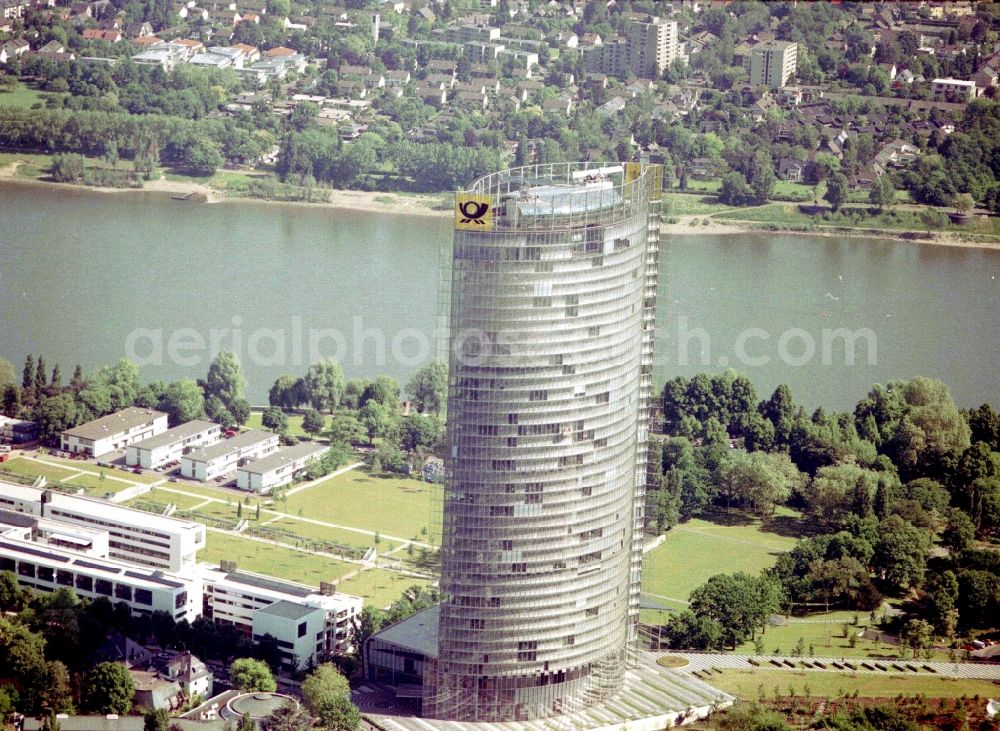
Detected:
[{"left": 3, "top": 153, "right": 999, "bottom": 249}]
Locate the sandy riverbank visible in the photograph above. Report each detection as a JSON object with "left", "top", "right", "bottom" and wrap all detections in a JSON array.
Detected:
[
  {"left": 3, "top": 160, "right": 999, "bottom": 249},
  {"left": 664, "top": 213, "right": 1000, "bottom": 250}
]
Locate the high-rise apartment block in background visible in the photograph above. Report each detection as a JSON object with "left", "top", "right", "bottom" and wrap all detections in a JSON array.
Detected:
[
  {"left": 408, "top": 162, "right": 663, "bottom": 722},
  {"left": 748, "top": 40, "right": 798, "bottom": 88},
  {"left": 585, "top": 17, "right": 677, "bottom": 79}
]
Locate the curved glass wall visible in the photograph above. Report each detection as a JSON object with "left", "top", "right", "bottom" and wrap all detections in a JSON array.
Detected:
[{"left": 429, "top": 162, "right": 662, "bottom": 722}]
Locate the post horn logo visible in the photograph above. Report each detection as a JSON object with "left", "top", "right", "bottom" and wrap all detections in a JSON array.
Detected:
[{"left": 459, "top": 200, "right": 489, "bottom": 224}]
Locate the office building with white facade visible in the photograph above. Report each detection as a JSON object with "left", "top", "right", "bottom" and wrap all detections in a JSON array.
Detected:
[
  {"left": 235, "top": 442, "right": 326, "bottom": 493},
  {"left": 0, "top": 479, "right": 206, "bottom": 572},
  {"left": 181, "top": 429, "right": 279, "bottom": 482},
  {"left": 748, "top": 40, "right": 798, "bottom": 88},
  {"left": 197, "top": 564, "right": 363, "bottom": 666},
  {"left": 0, "top": 530, "right": 202, "bottom": 622},
  {"left": 61, "top": 407, "right": 168, "bottom": 457},
  {"left": 126, "top": 420, "right": 221, "bottom": 469}
]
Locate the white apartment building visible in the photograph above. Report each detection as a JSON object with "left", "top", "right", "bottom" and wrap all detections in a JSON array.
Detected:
[
  {"left": 749, "top": 40, "right": 798, "bottom": 88},
  {"left": 61, "top": 407, "right": 168, "bottom": 457},
  {"left": 235, "top": 442, "right": 326, "bottom": 493},
  {"left": 126, "top": 419, "right": 222, "bottom": 469},
  {"left": 932, "top": 77, "right": 979, "bottom": 101},
  {"left": 181, "top": 429, "right": 279, "bottom": 482},
  {"left": 0, "top": 479, "right": 206, "bottom": 572},
  {"left": 197, "top": 564, "right": 363, "bottom": 666}
]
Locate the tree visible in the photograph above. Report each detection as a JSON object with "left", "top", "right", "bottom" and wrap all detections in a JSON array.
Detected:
[
  {"left": 229, "top": 658, "right": 277, "bottom": 692},
  {"left": 205, "top": 351, "right": 246, "bottom": 410},
  {"left": 144, "top": 708, "right": 170, "bottom": 731},
  {"left": 42, "top": 661, "right": 74, "bottom": 714},
  {"left": 304, "top": 359, "right": 346, "bottom": 412},
  {"left": 0, "top": 570, "right": 23, "bottom": 611},
  {"left": 869, "top": 174, "right": 895, "bottom": 211},
  {"left": 82, "top": 662, "right": 134, "bottom": 714},
  {"left": 872, "top": 515, "right": 930, "bottom": 589},
  {"left": 900, "top": 618, "right": 933, "bottom": 657},
  {"left": 941, "top": 508, "right": 976, "bottom": 553},
  {"left": 952, "top": 192, "right": 975, "bottom": 214},
  {"left": 22, "top": 354, "right": 34, "bottom": 390},
  {"left": 314, "top": 695, "right": 361, "bottom": 731},
  {"left": 301, "top": 663, "right": 358, "bottom": 729},
  {"left": 33, "top": 394, "right": 79, "bottom": 444},
  {"left": 359, "top": 400, "right": 398, "bottom": 444},
  {"left": 824, "top": 173, "right": 848, "bottom": 211},
  {"left": 261, "top": 406, "right": 289, "bottom": 434},
  {"left": 302, "top": 409, "right": 326, "bottom": 438},
  {"left": 718, "top": 171, "right": 754, "bottom": 206},
  {"left": 400, "top": 413, "right": 442, "bottom": 452},
  {"left": 269, "top": 375, "right": 306, "bottom": 410},
  {"left": 157, "top": 379, "right": 205, "bottom": 425},
  {"left": 406, "top": 360, "right": 448, "bottom": 415},
  {"left": 35, "top": 355, "right": 48, "bottom": 391},
  {"left": 358, "top": 376, "right": 401, "bottom": 412},
  {"left": 689, "top": 573, "right": 784, "bottom": 648},
  {"left": 327, "top": 413, "right": 367, "bottom": 446},
  {"left": 0, "top": 616, "right": 48, "bottom": 711},
  {"left": 717, "top": 450, "right": 803, "bottom": 515},
  {"left": 662, "top": 609, "right": 724, "bottom": 651},
  {"left": 264, "top": 706, "right": 311, "bottom": 731},
  {"left": 182, "top": 135, "right": 223, "bottom": 176},
  {"left": 0, "top": 356, "right": 16, "bottom": 389},
  {"left": 238, "top": 713, "right": 257, "bottom": 731}
]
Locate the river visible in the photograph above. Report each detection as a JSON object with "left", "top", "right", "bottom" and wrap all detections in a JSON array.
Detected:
[{"left": 1, "top": 183, "right": 997, "bottom": 411}]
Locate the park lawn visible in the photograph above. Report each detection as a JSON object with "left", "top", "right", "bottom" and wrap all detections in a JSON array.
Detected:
[
  {"left": 706, "top": 668, "right": 1000, "bottom": 700},
  {"left": 0, "top": 457, "right": 80, "bottom": 482},
  {"left": 245, "top": 412, "right": 310, "bottom": 438},
  {"left": 65, "top": 472, "right": 133, "bottom": 496},
  {"left": 265, "top": 516, "right": 397, "bottom": 552},
  {"left": 662, "top": 192, "right": 733, "bottom": 217},
  {"left": 0, "top": 82, "right": 56, "bottom": 109},
  {"left": 642, "top": 512, "right": 799, "bottom": 604},
  {"left": 200, "top": 530, "right": 351, "bottom": 585},
  {"left": 335, "top": 568, "right": 433, "bottom": 609},
  {"left": 0, "top": 151, "right": 56, "bottom": 179},
  {"left": 136, "top": 489, "right": 215, "bottom": 511},
  {"left": 153, "top": 480, "right": 244, "bottom": 501},
  {"left": 284, "top": 468, "right": 442, "bottom": 542},
  {"left": 32, "top": 453, "right": 162, "bottom": 484},
  {"left": 734, "top": 612, "right": 950, "bottom": 661}
]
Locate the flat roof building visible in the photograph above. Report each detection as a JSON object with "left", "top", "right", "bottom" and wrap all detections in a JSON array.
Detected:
[
  {"left": 749, "top": 40, "right": 798, "bottom": 89},
  {"left": 932, "top": 77, "right": 979, "bottom": 101},
  {"left": 61, "top": 407, "right": 168, "bottom": 457},
  {"left": 197, "top": 564, "right": 362, "bottom": 664},
  {"left": 0, "top": 533, "right": 202, "bottom": 622},
  {"left": 235, "top": 442, "right": 326, "bottom": 493},
  {"left": 181, "top": 429, "right": 279, "bottom": 482},
  {"left": 0, "top": 479, "right": 206, "bottom": 572},
  {"left": 0, "top": 415, "right": 37, "bottom": 444},
  {"left": 126, "top": 420, "right": 222, "bottom": 469}
]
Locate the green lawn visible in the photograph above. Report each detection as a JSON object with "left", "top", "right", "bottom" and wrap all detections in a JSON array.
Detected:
[
  {"left": 0, "top": 82, "right": 56, "bottom": 109},
  {"left": 0, "top": 457, "right": 80, "bottom": 482},
  {"left": 662, "top": 192, "right": 734, "bottom": 217},
  {"left": 713, "top": 202, "right": 1000, "bottom": 241},
  {"left": 707, "top": 668, "right": 1000, "bottom": 700},
  {"left": 334, "top": 569, "right": 433, "bottom": 609},
  {"left": 200, "top": 530, "right": 351, "bottom": 585},
  {"left": 642, "top": 509, "right": 800, "bottom": 604},
  {"left": 136, "top": 489, "right": 216, "bottom": 511},
  {"left": 734, "top": 612, "right": 947, "bottom": 661},
  {"left": 154, "top": 481, "right": 244, "bottom": 501},
  {"left": 65, "top": 472, "right": 133, "bottom": 496},
  {"left": 284, "top": 468, "right": 441, "bottom": 542},
  {"left": 245, "top": 412, "right": 311, "bottom": 438},
  {"left": 265, "top": 516, "right": 397, "bottom": 552}
]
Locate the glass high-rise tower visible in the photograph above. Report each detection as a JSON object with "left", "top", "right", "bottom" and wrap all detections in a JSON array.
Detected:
[{"left": 426, "top": 162, "right": 662, "bottom": 722}]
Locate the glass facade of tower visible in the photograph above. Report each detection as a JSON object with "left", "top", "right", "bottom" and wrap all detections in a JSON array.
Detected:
[{"left": 427, "top": 162, "right": 662, "bottom": 722}]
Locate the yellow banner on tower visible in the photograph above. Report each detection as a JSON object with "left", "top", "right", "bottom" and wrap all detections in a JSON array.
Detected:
[
  {"left": 624, "top": 161, "right": 642, "bottom": 185},
  {"left": 455, "top": 193, "right": 494, "bottom": 230}
]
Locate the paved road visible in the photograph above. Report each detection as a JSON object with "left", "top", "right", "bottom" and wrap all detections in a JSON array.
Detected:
[{"left": 657, "top": 651, "right": 1000, "bottom": 680}]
